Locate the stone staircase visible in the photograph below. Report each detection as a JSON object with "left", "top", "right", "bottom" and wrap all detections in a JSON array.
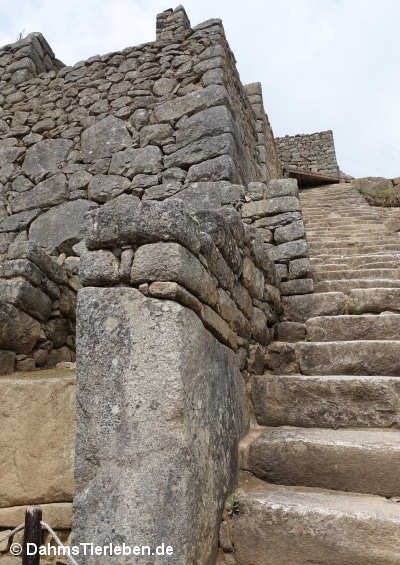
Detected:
[{"left": 232, "top": 183, "right": 400, "bottom": 564}]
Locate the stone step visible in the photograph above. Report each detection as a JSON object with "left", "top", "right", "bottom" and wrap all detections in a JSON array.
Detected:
[
  {"left": 315, "top": 268, "right": 400, "bottom": 281},
  {"left": 297, "top": 340, "right": 400, "bottom": 376},
  {"left": 282, "top": 292, "right": 347, "bottom": 322},
  {"left": 246, "top": 427, "right": 400, "bottom": 497},
  {"left": 251, "top": 374, "right": 400, "bottom": 428},
  {"left": 312, "top": 260, "right": 400, "bottom": 270},
  {"left": 315, "top": 279, "right": 400, "bottom": 293},
  {"left": 310, "top": 253, "right": 400, "bottom": 265},
  {"left": 348, "top": 288, "right": 400, "bottom": 314},
  {"left": 307, "top": 236, "right": 398, "bottom": 244},
  {"left": 306, "top": 314, "right": 400, "bottom": 341},
  {"left": 232, "top": 482, "right": 400, "bottom": 564},
  {"left": 308, "top": 244, "right": 400, "bottom": 253}
]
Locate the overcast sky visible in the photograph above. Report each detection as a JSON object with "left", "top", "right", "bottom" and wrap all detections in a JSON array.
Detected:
[{"left": 0, "top": 0, "right": 398, "bottom": 178}]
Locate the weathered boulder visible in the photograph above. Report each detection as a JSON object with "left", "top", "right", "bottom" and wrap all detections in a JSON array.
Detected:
[
  {"left": 79, "top": 250, "right": 120, "bottom": 286},
  {"left": 29, "top": 199, "right": 97, "bottom": 254},
  {"left": 109, "top": 145, "right": 162, "bottom": 177},
  {"left": 131, "top": 242, "right": 218, "bottom": 306},
  {"left": 153, "top": 84, "right": 228, "bottom": 121},
  {"left": 87, "top": 174, "right": 130, "bottom": 203},
  {"left": 86, "top": 197, "right": 201, "bottom": 256},
  {"left": 0, "top": 302, "right": 43, "bottom": 354},
  {"left": 23, "top": 139, "right": 72, "bottom": 181},
  {"left": 172, "top": 181, "right": 244, "bottom": 212},
  {"left": 81, "top": 115, "right": 131, "bottom": 161},
  {"left": 9, "top": 173, "right": 68, "bottom": 213}
]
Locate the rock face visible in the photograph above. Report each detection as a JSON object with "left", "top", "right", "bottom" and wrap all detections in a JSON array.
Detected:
[
  {"left": 74, "top": 288, "right": 247, "bottom": 564},
  {"left": 0, "top": 369, "right": 75, "bottom": 508}
]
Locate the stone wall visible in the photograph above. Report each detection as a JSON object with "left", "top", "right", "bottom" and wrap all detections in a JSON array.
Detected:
[
  {"left": 0, "top": 5, "right": 285, "bottom": 374},
  {"left": 0, "top": 241, "right": 76, "bottom": 374},
  {"left": 275, "top": 130, "right": 339, "bottom": 177},
  {"left": 73, "top": 191, "right": 284, "bottom": 563}
]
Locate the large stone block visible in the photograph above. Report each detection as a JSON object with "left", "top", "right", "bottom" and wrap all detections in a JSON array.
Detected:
[
  {"left": 268, "top": 239, "right": 308, "bottom": 262},
  {"left": 241, "top": 196, "right": 300, "bottom": 220},
  {"left": 0, "top": 301, "right": 42, "bottom": 354},
  {"left": 153, "top": 84, "right": 228, "bottom": 121},
  {"left": 173, "top": 182, "right": 244, "bottom": 213},
  {"left": 88, "top": 174, "right": 130, "bottom": 203},
  {"left": 81, "top": 115, "right": 131, "bottom": 161},
  {"left": 86, "top": 196, "right": 201, "bottom": 255},
  {"left": 74, "top": 288, "right": 247, "bottom": 564},
  {"left": 283, "top": 292, "right": 347, "bottom": 322},
  {"left": 23, "top": 139, "right": 73, "bottom": 181},
  {"left": 7, "top": 241, "right": 67, "bottom": 284},
  {"left": 9, "top": 173, "right": 68, "bottom": 213},
  {"left": 186, "top": 154, "right": 239, "bottom": 183},
  {"left": 131, "top": 242, "right": 218, "bottom": 306},
  {"left": 176, "top": 105, "right": 235, "bottom": 147},
  {"left": 29, "top": 199, "right": 97, "bottom": 254},
  {"left": 0, "top": 278, "right": 52, "bottom": 321},
  {"left": 0, "top": 369, "right": 75, "bottom": 507},
  {"left": 164, "top": 133, "right": 236, "bottom": 169},
  {"left": 109, "top": 145, "right": 162, "bottom": 177}
]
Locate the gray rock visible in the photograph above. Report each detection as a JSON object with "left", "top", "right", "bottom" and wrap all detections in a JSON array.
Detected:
[
  {"left": 142, "top": 182, "right": 182, "bottom": 200},
  {"left": 0, "top": 277, "right": 52, "bottom": 321},
  {"left": 131, "top": 242, "right": 218, "bottom": 306},
  {"left": 0, "top": 142, "right": 24, "bottom": 167},
  {"left": 88, "top": 174, "right": 130, "bottom": 203},
  {"left": 274, "top": 220, "right": 305, "bottom": 244},
  {"left": 23, "top": 139, "right": 72, "bottom": 181},
  {"left": 80, "top": 250, "right": 120, "bottom": 286},
  {"left": 9, "top": 173, "right": 68, "bottom": 213},
  {"left": 0, "top": 209, "right": 40, "bottom": 232},
  {"left": 81, "top": 115, "right": 131, "bottom": 162},
  {"left": 280, "top": 278, "right": 314, "bottom": 296},
  {"left": 172, "top": 182, "right": 244, "bottom": 213},
  {"left": 139, "top": 124, "right": 173, "bottom": 146},
  {"left": 265, "top": 178, "right": 298, "bottom": 198},
  {"left": 289, "top": 258, "right": 312, "bottom": 279},
  {"left": 74, "top": 287, "right": 247, "bottom": 564},
  {"left": 131, "top": 174, "right": 160, "bottom": 189},
  {"left": 268, "top": 240, "right": 308, "bottom": 262},
  {"left": 153, "top": 77, "right": 178, "bottom": 96},
  {"left": 0, "top": 350, "right": 16, "bottom": 375},
  {"left": 69, "top": 171, "right": 92, "bottom": 190},
  {"left": 241, "top": 196, "right": 300, "bottom": 220},
  {"left": 186, "top": 154, "right": 239, "bottom": 183},
  {"left": 7, "top": 241, "right": 67, "bottom": 284},
  {"left": 164, "top": 133, "right": 236, "bottom": 168},
  {"left": 254, "top": 211, "right": 302, "bottom": 229},
  {"left": 0, "top": 302, "right": 42, "bottom": 354},
  {"left": 29, "top": 199, "right": 97, "bottom": 254},
  {"left": 109, "top": 145, "right": 162, "bottom": 177},
  {"left": 153, "top": 84, "right": 228, "bottom": 122},
  {"left": 86, "top": 197, "right": 201, "bottom": 256},
  {"left": 176, "top": 105, "right": 234, "bottom": 147}
]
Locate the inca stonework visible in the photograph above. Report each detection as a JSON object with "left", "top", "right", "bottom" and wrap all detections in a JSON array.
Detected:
[{"left": 1, "top": 5, "right": 400, "bottom": 565}]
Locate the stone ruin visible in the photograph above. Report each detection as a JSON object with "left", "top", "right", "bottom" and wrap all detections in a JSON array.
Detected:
[{"left": 4, "top": 5, "right": 398, "bottom": 565}]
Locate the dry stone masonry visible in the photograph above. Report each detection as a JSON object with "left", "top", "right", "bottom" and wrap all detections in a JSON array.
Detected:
[
  {"left": 2, "top": 4, "right": 400, "bottom": 565},
  {"left": 275, "top": 129, "right": 340, "bottom": 178}
]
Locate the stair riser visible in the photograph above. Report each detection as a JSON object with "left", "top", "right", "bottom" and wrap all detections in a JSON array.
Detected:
[
  {"left": 252, "top": 374, "right": 400, "bottom": 429},
  {"left": 297, "top": 341, "right": 400, "bottom": 376},
  {"left": 306, "top": 315, "right": 400, "bottom": 341},
  {"left": 232, "top": 492, "right": 400, "bottom": 565}
]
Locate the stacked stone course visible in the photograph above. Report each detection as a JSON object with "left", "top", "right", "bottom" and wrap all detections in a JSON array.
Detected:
[{"left": 275, "top": 130, "right": 340, "bottom": 177}]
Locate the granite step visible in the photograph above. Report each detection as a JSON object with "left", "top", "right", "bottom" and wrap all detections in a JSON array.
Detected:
[
  {"left": 282, "top": 292, "right": 347, "bottom": 322},
  {"left": 297, "top": 340, "right": 400, "bottom": 376},
  {"left": 251, "top": 374, "right": 400, "bottom": 428},
  {"left": 315, "top": 279, "right": 400, "bottom": 293},
  {"left": 231, "top": 481, "right": 400, "bottom": 564},
  {"left": 348, "top": 288, "right": 400, "bottom": 314},
  {"left": 246, "top": 427, "right": 400, "bottom": 497},
  {"left": 314, "top": 268, "right": 400, "bottom": 280},
  {"left": 306, "top": 314, "right": 400, "bottom": 341}
]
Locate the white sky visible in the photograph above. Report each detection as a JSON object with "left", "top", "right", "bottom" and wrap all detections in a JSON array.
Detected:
[{"left": 0, "top": 0, "right": 399, "bottom": 178}]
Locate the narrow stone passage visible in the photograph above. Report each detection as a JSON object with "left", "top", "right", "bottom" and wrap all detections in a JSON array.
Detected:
[{"left": 233, "top": 183, "right": 400, "bottom": 564}]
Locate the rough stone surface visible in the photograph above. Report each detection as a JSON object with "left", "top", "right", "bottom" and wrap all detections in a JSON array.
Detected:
[
  {"left": 29, "top": 199, "right": 96, "bottom": 253},
  {"left": 0, "top": 369, "right": 75, "bottom": 507},
  {"left": 74, "top": 288, "right": 247, "bottom": 564},
  {"left": 231, "top": 484, "right": 400, "bottom": 565},
  {"left": 0, "top": 302, "right": 42, "bottom": 354}
]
